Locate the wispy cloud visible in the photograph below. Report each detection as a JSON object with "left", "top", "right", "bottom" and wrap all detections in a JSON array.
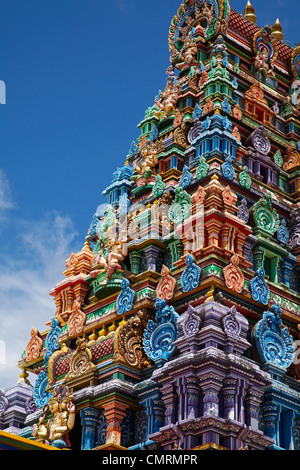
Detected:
[
  {"left": 116, "top": 0, "right": 133, "bottom": 15},
  {"left": 0, "top": 210, "right": 79, "bottom": 388}
]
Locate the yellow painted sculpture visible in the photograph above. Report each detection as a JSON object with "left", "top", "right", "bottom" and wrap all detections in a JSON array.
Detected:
[
  {"left": 32, "top": 385, "right": 75, "bottom": 448},
  {"left": 133, "top": 140, "right": 159, "bottom": 178}
]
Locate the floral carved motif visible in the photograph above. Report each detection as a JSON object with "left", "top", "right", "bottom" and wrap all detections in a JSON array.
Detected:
[
  {"left": 177, "top": 305, "right": 201, "bottom": 337},
  {"left": 253, "top": 304, "right": 295, "bottom": 370},
  {"left": 33, "top": 370, "right": 51, "bottom": 409},
  {"left": 196, "top": 156, "right": 209, "bottom": 179},
  {"left": 192, "top": 185, "right": 207, "bottom": 205},
  {"left": 222, "top": 306, "right": 241, "bottom": 338},
  {"left": 223, "top": 255, "right": 244, "bottom": 293},
  {"left": 237, "top": 198, "right": 249, "bottom": 224},
  {"left": 65, "top": 338, "right": 96, "bottom": 382},
  {"left": 250, "top": 267, "right": 269, "bottom": 305},
  {"left": 252, "top": 194, "right": 280, "bottom": 237},
  {"left": 143, "top": 298, "right": 179, "bottom": 367},
  {"left": 181, "top": 254, "right": 201, "bottom": 293},
  {"left": 44, "top": 318, "right": 61, "bottom": 372},
  {"left": 239, "top": 166, "right": 252, "bottom": 190},
  {"left": 65, "top": 253, "right": 79, "bottom": 272},
  {"left": 152, "top": 174, "right": 166, "bottom": 199},
  {"left": 26, "top": 327, "right": 43, "bottom": 362},
  {"left": 283, "top": 147, "right": 300, "bottom": 171},
  {"left": 116, "top": 278, "right": 135, "bottom": 315},
  {"left": 222, "top": 185, "right": 238, "bottom": 207},
  {"left": 113, "top": 310, "right": 151, "bottom": 369},
  {"left": 180, "top": 165, "right": 193, "bottom": 188},
  {"left": 157, "top": 265, "right": 176, "bottom": 302},
  {"left": 233, "top": 103, "right": 242, "bottom": 120},
  {"left": 67, "top": 300, "right": 86, "bottom": 338}
]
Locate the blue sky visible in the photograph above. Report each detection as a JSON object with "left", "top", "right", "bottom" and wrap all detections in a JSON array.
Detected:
[{"left": 0, "top": 0, "right": 299, "bottom": 388}]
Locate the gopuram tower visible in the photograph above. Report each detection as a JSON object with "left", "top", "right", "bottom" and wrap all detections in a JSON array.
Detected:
[{"left": 14, "top": 0, "right": 300, "bottom": 451}]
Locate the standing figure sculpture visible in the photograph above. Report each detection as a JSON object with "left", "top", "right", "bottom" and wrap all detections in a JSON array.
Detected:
[{"left": 254, "top": 47, "right": 275, "bottom": 80}]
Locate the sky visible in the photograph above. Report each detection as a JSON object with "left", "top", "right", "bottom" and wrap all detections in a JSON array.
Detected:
[{"left": 0, "top": 0, "right": 299, "bottom": 389}]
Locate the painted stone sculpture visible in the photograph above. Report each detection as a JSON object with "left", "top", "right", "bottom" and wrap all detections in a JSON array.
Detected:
[
  {"left": 116, "top": 278, "right": 135, "bottom": 315},
  {"left": 143, "top": 298, "right": 179, "bottom": 367},
  {"left": 253, "top": 25, "right": 277, "bottom": 80},
  {"left": 133, "top": 140, "right": 160, "bottom": 179},
  {"left": 250, "top": 267, "right": 270, "bottom": 305},
  {"left": 32, "top": 385, "right": 75, "bottom": 448},
  {"left": 253, "top": 304, "right": 295, "bottom": 371},
  {"left": 181, "top": 254, "right": 201, "bottom": 292},
  {"left": 90, "top": 229, "right": 128, "bottom": 285}
]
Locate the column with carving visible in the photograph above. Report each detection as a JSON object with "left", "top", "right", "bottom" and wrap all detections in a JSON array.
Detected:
[
  {"left": 169, "top": 239, "right": 184, "bottom": 266},
  {"left": 102, "top": 400, "right": 129, "bottom": 447},
  {"left": 152, "top": 398, "right": 165, "bottom": 434},
  {"left": 244, "top": 388, "right": 263, "bottom": 430},
  {"left": 161, "top": 384, "right": 178, "bottom": 426},
  {"left": 200, "top": 374, "right": 223, "bottom": 417},
  {"left": 186, "top": 376, "right": 200, "bottom": 420},
  {"left": 80, "top": 407, "right": 100, "bottom": 450},
  {"left": 261, "top": 404, "right": 279, "bottom": 444},
  {"left": 129, "top": 251, "right": 142, "bottom": 275},
  {"left": 144, "top": 245, "right": 162, "bottom": 272},
  {"left": 222, "top": 378, "right": 237, "bottom": 421}
]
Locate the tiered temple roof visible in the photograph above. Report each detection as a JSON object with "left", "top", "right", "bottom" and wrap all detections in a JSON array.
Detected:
[{"left": 4, "top": 0, "right": 300, "bottom": 451}]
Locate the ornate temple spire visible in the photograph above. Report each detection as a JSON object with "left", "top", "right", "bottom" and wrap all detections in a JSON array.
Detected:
[
  {"left": 272, "top": 18, "right": 284, "bottom": 41},
  {"left": 244, "top": 1, "right": 257, "bottom": 23}
]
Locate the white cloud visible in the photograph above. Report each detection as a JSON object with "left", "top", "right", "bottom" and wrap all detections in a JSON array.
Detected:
[{"left": 0, "top": 210, "right": 79, "bottom": 389}]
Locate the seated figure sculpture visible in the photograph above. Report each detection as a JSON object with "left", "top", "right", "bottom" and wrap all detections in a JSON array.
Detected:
[
  {"left": 32, "top": 385, "right": 75, "bottom": 448},
  {"left": 91, "top": 228, "right": 128, "bottom": 286}
]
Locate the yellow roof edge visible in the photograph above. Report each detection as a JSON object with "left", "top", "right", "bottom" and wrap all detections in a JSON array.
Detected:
[{"left": 0, "top": 430, "right": 60, "bottom": 450}]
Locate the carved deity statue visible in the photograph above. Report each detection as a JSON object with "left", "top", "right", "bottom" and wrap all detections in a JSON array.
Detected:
[
  {"left": 155, "top": 77, "right": 181, "bottom": 117},
  {"left": 181, "top": 34, "right": 198, "bottom": 66},
  {"left": 133, "top": 140, "right": 159, "bottom": 179},
  {"left": 32, "top": 385, "right": 75, "bottom": 448},
  {"left": 254, "top": 47, "right": 275, "bottom": 80},
  {"left": 91, "top": 228, "right": 128, "bottom": 285}
]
